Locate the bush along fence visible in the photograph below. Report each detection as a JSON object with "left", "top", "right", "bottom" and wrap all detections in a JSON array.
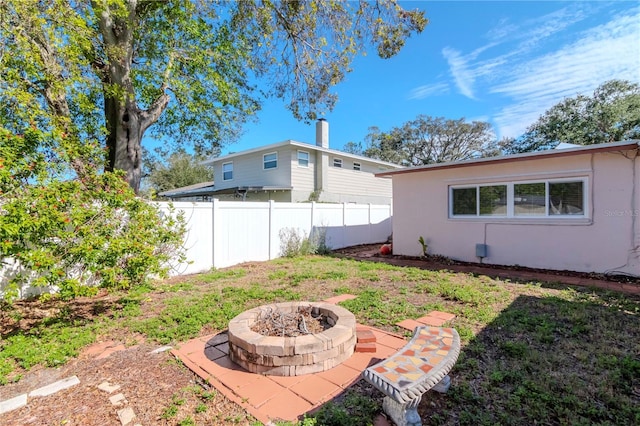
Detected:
[{"left": 158, "top": 200, "right": 392, "bottom": 275}]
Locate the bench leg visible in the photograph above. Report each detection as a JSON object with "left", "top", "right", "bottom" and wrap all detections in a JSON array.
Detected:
[
  {"left": 382, "top": 395, "right": 423, "bottom": 426},
  {"left": 432, "top": 374, "right": 451, "bottom": 393}
]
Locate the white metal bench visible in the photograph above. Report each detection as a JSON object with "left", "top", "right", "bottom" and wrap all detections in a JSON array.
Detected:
[{"left": 362, "top": 326, "right": 460, "bottom": 426}]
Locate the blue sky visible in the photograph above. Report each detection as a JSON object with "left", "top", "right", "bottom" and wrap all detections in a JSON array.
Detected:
[{"left": 221, "top": 1, "right": 640, "bottom": 155}]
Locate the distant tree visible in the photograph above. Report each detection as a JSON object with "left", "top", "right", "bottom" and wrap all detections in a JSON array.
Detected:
[
  {"left": 507, "top": 79, "right": 640, "bottom": 153},
  {"left": 0, "top": 0, "right": 427, "bottom": 193},
  {"left": 342, "top": 141, "right": 364, "bottom": 155},
  {"left": 145, "top": 151, "right": 213, "bottom": 197},
  {"left": 362, "top": 116, "right": 498, "bottom": 166}
]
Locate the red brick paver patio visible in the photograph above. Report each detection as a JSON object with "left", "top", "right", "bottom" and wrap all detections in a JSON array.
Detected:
[{"left": 171, "top": 296, "right": 456, "bottom": 425}]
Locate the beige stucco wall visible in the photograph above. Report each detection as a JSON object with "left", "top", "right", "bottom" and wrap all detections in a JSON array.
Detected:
[{"left": 391, "top": 149, "right": 639, "bottom": 276}]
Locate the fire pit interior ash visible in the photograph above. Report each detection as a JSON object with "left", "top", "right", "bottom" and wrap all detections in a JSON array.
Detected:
[
  {"left": 228, "top": 301, "right": 357, "bottom": 376},
  {"left": 250, "top": 305, "right": 330, "bottom": 337}
]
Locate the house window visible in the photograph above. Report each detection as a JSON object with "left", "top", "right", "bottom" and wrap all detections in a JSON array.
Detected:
[
  {"left": 450, "top": 178, "right": 586, "bottom": 218},
  {"left": 333, "top": 158, "right": 342, "bottom": 168},
  {"left": 222, "top": 162, "right": 233, "bottom": 181},
  {"left": 549, "top": 181, "right": 584, "bottom": 215},
  {"left": 452, "top": 187, "right": 476, "bottom": 216},
  {"left": 298, "top": 150, "right": 309, "bottom": 167},
  {"left": 353, "top": 162, "right": 361, "bottom": 171},
  {"left": 263, "top": 152, "right": 278, "bottom": 169},
  {"left": 514, "top": 182, "right": 546, "bottom": 216},
  {"left": 479, "top": 185, "right": 507, "bottom": 216}
]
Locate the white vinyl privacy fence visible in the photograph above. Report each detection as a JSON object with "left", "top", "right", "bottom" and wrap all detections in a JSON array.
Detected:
[{"left": 158, "top": 200, "right": 392, "bottom": 275}]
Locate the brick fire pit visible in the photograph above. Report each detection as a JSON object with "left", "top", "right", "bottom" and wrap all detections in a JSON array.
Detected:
[{"left": 227, "top": 301, "right": 357, "bottom": 376}]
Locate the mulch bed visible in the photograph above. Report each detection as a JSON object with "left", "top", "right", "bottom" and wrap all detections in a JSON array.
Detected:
[{"left": 333, "top": 244, "right": 640, "bottom": 285}]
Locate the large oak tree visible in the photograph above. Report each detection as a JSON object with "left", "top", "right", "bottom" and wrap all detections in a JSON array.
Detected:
[
  {"left": 361, "top": 115, "right": 499, "bottom": 166},
  {"left": 506, "top": 79, "right": 640, "bottom": 153},
  {"left": 0, "top": 0, "right": 427, "bottom": 193}
]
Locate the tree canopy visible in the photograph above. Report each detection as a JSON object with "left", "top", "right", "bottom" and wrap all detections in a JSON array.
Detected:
[
  {"left": 144, "top": 150, "right": 213, "bottom": 198},
  {"left": 506, "top": 79, "right": 640, "bottom": 153},
  {"left": 360, "top": 115, "right": 499, "bottom": 166},
  {"left": 0, "top": 0, "right": 427, "bottom": 192}
]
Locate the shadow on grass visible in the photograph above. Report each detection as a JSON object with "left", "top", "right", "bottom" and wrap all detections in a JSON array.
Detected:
[
  {"left": 419, "top": 293, "right": 640, "bottom": 425},
  {"left": 0, "top": 294, "right": 134, "bottom": 339}
]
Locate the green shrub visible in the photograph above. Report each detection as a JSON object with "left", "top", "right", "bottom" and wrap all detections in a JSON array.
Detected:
[
  {"left": 0, "top": 128, "right": 186, "bottom": 300},
  {"left": 279, "top": 227, "right": 315, "bottom": 257}
]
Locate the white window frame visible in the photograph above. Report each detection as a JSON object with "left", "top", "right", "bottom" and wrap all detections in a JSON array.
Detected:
[
  {"left": 222, "top": 162, "right": 233, "bottom": 181},
  {"left": 333, "top": 158, "right": 343, "bottom": 168},
  {"left": 449, "top": 177, "right": 588, "bottom": 219},
  {"left": 297, "top": 150, "right": 309, "bottom": 167},
  {"left": 353, "top": 162, "right": 361, "bottom": 171},
  {"left": 263, "top": 152, "right": 278, "bottom": 170}
]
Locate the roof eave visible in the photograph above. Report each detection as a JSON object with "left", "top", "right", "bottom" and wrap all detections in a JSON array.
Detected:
[
  {"left": 376, "top": 140, "right": 640, "bottom": 178},
  {"left": 201, "top": 140, "right": 404, "bottom": 170}
]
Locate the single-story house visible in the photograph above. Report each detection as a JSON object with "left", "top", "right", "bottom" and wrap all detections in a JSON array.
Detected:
[
  {"left": 377, "top": 140, "right": 640, "bottom": 277},
  {"left": 198, "top": 119, "right": 402, "bottom": 204}
]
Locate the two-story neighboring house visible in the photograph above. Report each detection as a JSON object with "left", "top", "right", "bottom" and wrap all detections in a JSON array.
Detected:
[{"left": 188, "top": 120, "right": 402, "bottom": 204}]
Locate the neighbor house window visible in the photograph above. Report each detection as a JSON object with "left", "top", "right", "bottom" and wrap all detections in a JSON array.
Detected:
[
  {"left": 353, "top": 162, "right": 361, "bottom": 171},
  {"left": 297, "top": 150, "right": 309, "bottom": 167},
  {"left": 222, "top": 162, "right": 233, "bottom": 181},
  {"left": 450, "top": 178, "right": 586, "bottom": 218},
  {"left": 333, "top": 158, "right": 342, "bottom": 168},
  {"left": 263, "top": 152, "right": 277, "bottom": 169}
]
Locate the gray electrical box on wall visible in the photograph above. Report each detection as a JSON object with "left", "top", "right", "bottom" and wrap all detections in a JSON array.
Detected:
[{"left": 476, "top": 244, "right": 488, "bottom": 258}]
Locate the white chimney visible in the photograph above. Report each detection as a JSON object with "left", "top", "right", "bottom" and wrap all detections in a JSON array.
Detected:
[{"left": 316, "top": 119, "right": 329, "bottom": 148}]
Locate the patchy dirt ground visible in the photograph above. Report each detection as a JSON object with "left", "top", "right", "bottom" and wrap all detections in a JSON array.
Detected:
[
  {"left": 1, "top": 245, "right": 638, "bottom": 425},
  {"left": 0, "top": 343, "right": 255, "bottom": 425}
]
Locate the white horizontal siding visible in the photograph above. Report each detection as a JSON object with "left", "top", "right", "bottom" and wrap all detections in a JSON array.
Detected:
[
  {"left": 213, "top": 148, "right": 292, "bottom": 190},
  {"left": 290, "top": 149, "right": 316, "bottom": 199},
  {"left": 326, "top": 167, "right": 392, "bottom": 198}
]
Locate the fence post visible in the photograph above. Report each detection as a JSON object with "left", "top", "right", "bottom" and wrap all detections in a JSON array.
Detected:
[
  {"left": 368, "top": 203, "right": 372, "bottom": 244},
  {"left": 268, "top": 200, "right": 276, "bottom": 260},
  {"left": 311, "top": 201, "right": 316, "bottom": 230},
  {"left": 211, "top": 198, "right": 219, "bottom": 269},
  {"left": 342, "top": 202, "right": 348, "bottom": 248}
]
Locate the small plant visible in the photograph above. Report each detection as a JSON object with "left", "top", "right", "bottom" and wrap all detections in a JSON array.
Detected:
[
  {"left": 161, "top": 405, "right": 179, "bottom": 419},
  {"left": 307, "top": 389, "right": 379, "bottom": 425},
  {"left": 279, "top": 227, "right": 317, "bottom": 257},
  {"left": 308, "top": 190, "right": 321, "bottom": 202},
  {"left": 309, "top": 226, "right": 331, "bottom": 255},
  {"left": 178, "top": 416, "right": 196, "bottom": 426},
  {"left": 418, "top": 236, "right": 428, "bottom": 256}
]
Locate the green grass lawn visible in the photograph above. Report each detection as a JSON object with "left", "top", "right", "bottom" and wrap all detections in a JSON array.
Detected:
[{"left": 1, "top": 255, "right": 639, "bottom": 425}]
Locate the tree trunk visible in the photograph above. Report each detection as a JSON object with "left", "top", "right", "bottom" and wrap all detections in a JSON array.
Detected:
[
  {"left": 95, "top": 0, "right": 169, "bottom": 194},
  {"left": 104, "top": 98, "right": 144, "bottom": 193}
]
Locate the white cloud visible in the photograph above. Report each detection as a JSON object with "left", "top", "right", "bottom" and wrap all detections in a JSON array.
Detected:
[
  {"left": 442, "top": 43, "right": 499, "bottom": 99},
  {"left": 442, "top": 47, "right": 476, "bottom": 99},
  {"left": 491, "top": 8, "right": 640, "bottom": 138},
  {"left": 441, "top": 3, "right": 604, "bottom": 103},
  {"left": 407, "top": 82, "right": 449, "bottom": 100}
]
